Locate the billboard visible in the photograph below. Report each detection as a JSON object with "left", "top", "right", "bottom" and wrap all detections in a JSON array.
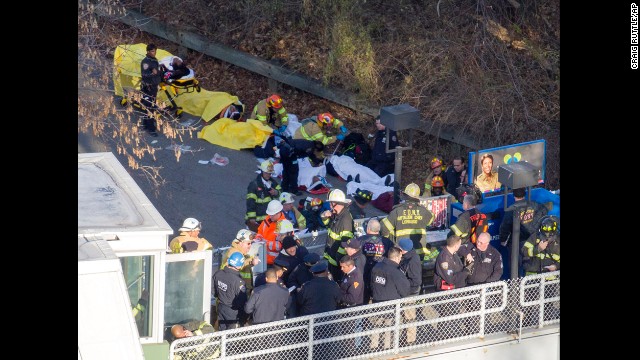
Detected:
[{"left": 468, "top": 139, "right": 546, "bottom": 195}]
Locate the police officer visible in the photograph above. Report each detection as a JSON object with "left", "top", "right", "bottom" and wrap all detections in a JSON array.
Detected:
[
  {"left": 287, "top": 252, "right": 320, "bottom": 290},
  {"left": 244, "top": 268, "right": 290, "bottom": 325},
  {"left": 434, "top": 232, "right": 474, "bottom": 291},
  {"left": 381, "top": 183, "right": 434, "bottom": 261},
  {"left": 369, "top": 247, "right": 410, "bottom": 349},
  {"left": 397, "top": 238, "right": 422, "bottom": 344},
  {"left": 321, "top": 189, "right": 355, "bottom": 282},
  {"left": 338, "top": 256, "right": 364, "bottom": 308},
  {"left": 139, "top": 44, "right": 163, "bottom": 136},
  {"left": 274, "top": 235, "right": 309, "bottom": 285},
  {"left": 212, "top": 252, "right": 249, "bottom": 330},
  {"left": 365, "top": 116, "right": 398, "bottom": 177},
  {"left": 521, "top": 216, "right": 560, "bottom": 276},
  {"left": 467, "top": 232, "right": 503, "bottom": 285},
  {"left": 296, "top": 260, "right": 342, "bottom": 316},
  {"left": 341, "top": 238, "right": 366, "bottom": 275}
]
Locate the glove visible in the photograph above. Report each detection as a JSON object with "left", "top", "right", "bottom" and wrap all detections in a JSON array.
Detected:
[
  {"left": 278, "top": 125, "right": 287, "bottom": 134},
  {"left": 272, "top": 128, "right": 282, "bottom": 136},
  {"left": 336, "top": 134, "right": 345, "bottom": 141},
  {"left": 340, "top": 126, "right": 348, "bottom": 134}
]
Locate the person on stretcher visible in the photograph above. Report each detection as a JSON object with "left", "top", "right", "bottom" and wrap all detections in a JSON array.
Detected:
[{"left": 159, "top": 55, "right": 194, "bottom": 82}]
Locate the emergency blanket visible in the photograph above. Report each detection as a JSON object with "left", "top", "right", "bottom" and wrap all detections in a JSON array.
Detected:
[
  {"left": 298, "top": 157, "right": 328, "bottom": 188},
  {"left": 113, "top": 43, "right": 243, "bottom": 122},
  {"left": 327, "top": 155, "right": 394, "bottom": 199},
  {"left": 198, "top": 119, "right": 273, "bottom": 150}
]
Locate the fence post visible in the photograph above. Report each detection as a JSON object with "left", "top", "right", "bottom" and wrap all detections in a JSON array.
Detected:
[
  {"left": 308, "top": 318, "right": 314, "bottom": 360},
  {"left": 394, "top": 302, "right": 401, "bottom": 353}
]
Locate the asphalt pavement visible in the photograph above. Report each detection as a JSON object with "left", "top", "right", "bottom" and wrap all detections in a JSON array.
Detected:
[{"left": 78, "top": 112, "right": 387, "bottom": 248}]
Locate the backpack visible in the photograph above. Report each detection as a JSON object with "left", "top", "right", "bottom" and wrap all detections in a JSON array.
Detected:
[{"left": 340, "top": 132, "right": 371, "bottom": 165}]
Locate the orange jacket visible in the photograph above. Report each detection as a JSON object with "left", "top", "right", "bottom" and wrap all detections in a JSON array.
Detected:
[{"left": 258, "top": 213, "right": 286, "bottom": 265}]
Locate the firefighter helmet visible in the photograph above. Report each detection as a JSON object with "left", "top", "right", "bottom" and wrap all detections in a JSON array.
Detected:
[
  {"left": 403, "top": 183, "right": 421, "bottom": 199},
  {"left": 236, "top": 229, "right": 255, "bottom": 243},
  {"left": 260, "top": 159, "right": 275, "bottom": 174},
  {"left": 310, "top": 197, "right": 323, "bottom": 207},
  {"left": 540, "top": 216, "right": 559, "bottom": 237},
  {"left": 266, "top": 94, "right": 283, "bottom": 109},
  {"left": 316, "top": 112, "right": 334, "bottom": 127},
  {"left": 266, "top": 200, "right": 284, "bottom": 215},
  {"left": 431, "top": 176, "right": 445, "bottom": 188},
  {"left": 179, "top": 218, "right": 201, "bottom": 232},
  {"left": 327, "top": 189, "right": 351, "bottom": 204},
  {"left": 228, "top": 252, "right": 245, "bottom": 267},
  {"left": 276, "top": 219, "right": 294, "bottom": 234},
  {"left": 430, "top": 157, "right": 444, "bottom": 170},
  {"left": 354, "top": 188, "right": 373, "bottom": 202},
  {"left": 279, "top": 192, "right": 295, "bottom": 204}
]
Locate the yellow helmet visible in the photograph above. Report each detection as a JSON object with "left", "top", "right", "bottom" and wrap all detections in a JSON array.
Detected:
[{"left": 403, "top": 183, "right": 421, "bottom": 199}]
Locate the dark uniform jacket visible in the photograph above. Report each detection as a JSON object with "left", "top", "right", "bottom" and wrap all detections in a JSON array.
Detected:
[
  {"left": 287, "top": 263, "right": 314, "bottom": 289},
  {"left": 444, "top": 166, "right": 465, "bottom": 198},
  {"left": 212, "top": 267, "right": 248, "bottom": 317},
  {"left": 499, "top": 200, "right": 549, "bottom": 246},
  {"left": 399, "top": 249, "right": 423, "bottom": 295},
  {"left": 245, "top": 173, "right": 281, "bottom": 223},
  {"left": 434, "top": 247, "right": 470, "bottom": 291},
  {"left": 381, "top": 200, "right": 434, "bottom": 259},
  {"left": 244, "top": 282, "right": 290, "bottom": 324},
  {"left": 349, "top": 204, "right": 367, "bottom": 221},
  {"left": 467, "top": 244, "right": 503, "bottom": 285},
  {"left": 274, "top": 247, "right": 309, "bottom": 285},
  {"left": 521, "top": 233, "right": 560, "bottom": 275},
  {"left": 322, "top": 208, "right": 354, "bottom": 275},
  {"left": 141, "top": 55, "right": 162, "bottom": 89},
  {"left": 370, "top": 258, "right": 410, "bottom": 302},
  {"left": 340, "top": 267, "right": 364, "bottom": 307},
  {"left": 349, "top": 251, "right": 366, "bottom": 277},
  {"left": 297, "top": 276, "right": 342, "bottom": 315}
]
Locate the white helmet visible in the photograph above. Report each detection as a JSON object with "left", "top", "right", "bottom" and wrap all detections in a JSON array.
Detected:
[
  {"left": 266, "top": 199, "right": 284, "bottom": 215},
  {"left": 327, "top": 189, "right": 351, "bottom": 205},
  {"left": 279, "top": 192, "right": 295, "bottom": 204},
  {"left": 276, "top": 219, "right": 294, "bottom": 234},
  {"left": 235, "top": 229, "right": 255, "bottom": 243},
  {"left": 178, "top": 217, "right": 201, "bottom": 231},
  {"left": 260, "top": 160, "right": 275, "bottom": 174}
]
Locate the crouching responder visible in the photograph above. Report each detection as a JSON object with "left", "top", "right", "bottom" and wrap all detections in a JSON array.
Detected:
[
  {"left": 251, "top": 94, "right": 289, "bottom": 135},
  {"left": 293, "top": 112, "right": 348, "bottom": 164}
]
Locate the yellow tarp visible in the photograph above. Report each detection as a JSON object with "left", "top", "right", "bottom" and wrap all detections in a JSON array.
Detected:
[
  {"left": 158, "top": 90, "right": 241, "bottom": 123},
  {"left": 113, "top": 43, "right": 172, "bottom": 97},
  {"left": 198, "top": 119, "right": 273, "bottom": 150}
]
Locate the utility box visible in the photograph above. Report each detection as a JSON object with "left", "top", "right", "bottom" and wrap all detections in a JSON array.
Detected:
[
  {"left": 379, "top": 104, "right": 420, "bottom": 131},
  {"left": 498, "top": 161, "right": 541, "bottom": 189}
]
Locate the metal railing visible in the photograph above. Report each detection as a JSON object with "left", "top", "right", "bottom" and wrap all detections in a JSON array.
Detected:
[{"left": 170, "top": 271, "right": 559, "bottom": 359}]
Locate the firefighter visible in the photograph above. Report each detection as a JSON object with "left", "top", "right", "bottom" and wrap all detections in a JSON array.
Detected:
[
  {"left": 499, "top": 187, "right": 549, "bottom": 248},
  {"left": 257, "top": 201, "right": 287, "bottom": 265},
  {"left": 349, "top": 188, "right": 373, "bottom": 221},
  {"left": 251, "top": 94, "right": 289, "bottom": 135},
  {"left": 321, "top": 189, "right": 355, "bottom": 282},
  {"left": 423, "top": 157, "right": 446, "bottom": 197},
  {"left": 246, "top": 159, "right": 282, "bottom": 231},
  {"left": 381, "top": 183, "right": 434, "bottom": 261},
  {"left": 300, "top": 197, "right": 325, "bottom": 231},
  {"left": 521, "top": 216, "right": 560, "bottom": 276},
  {"left": 293, "top": 112, "right": 348, "bottom": 163},
  {"left": 450, "top": 194, "right": 488, "bottom": 258},
  {"left": 433, "top": 232, "right": 474, "bottom": 291},
  {"left": 280, "top": 192, "right": 306, "bottom": 230},
  {"left": 168, "top": 218, "right": 213, "bottom": 253},
  {"left": 212, "top": 252, "right": 249, "bottom": 330},
  {"left": 220, "top": 229, "right": 261, "bottom": 294},
  {"left": 430, "top": 176, "right": 448, "bottom": 197}
]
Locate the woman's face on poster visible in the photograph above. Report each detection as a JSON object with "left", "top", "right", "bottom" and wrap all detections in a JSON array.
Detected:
[{"left": 481, "top": 156, "right": 493, "bottom": 175}]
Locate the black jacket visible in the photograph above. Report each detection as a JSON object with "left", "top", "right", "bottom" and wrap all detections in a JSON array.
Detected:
[
  {"left": 499, "top": 200, "right": 549, "bottom": 246},
  {"left": 297, "top": 276, "right": 342, "bottom": 315},
  {"left": 340, "top": 267, "right": 364, "bottom": 306},
  {"left": 467, "top": 244, "right": 503, "bottom": 285},
  {"left": 244, "top": 282, "right": 290, "bottom": 324},
  {"left": 444, "top": 166, "right": 465, "bottom": 197},
  {"left": 287, "top": 263, "right": 314, "bottom": 289},
  {"left": 212, "top": 267, "right": 248, "bottom": 311},
  {"left": 246, "top": 173, "right": 281, "bottom": 223},
  {"left": 433, "top": 247, "right": 469, "bottom": 290},
  {"left": 399, "top": 249, "right": 422, "bottom": 294},
  {"left": 370, "top": 258, "right": 410, "bottom": 302},
  {"left": 370, "top": 129, "right": 397, "bottom": 163},
  {"left": 274, "top": 246, "right": 308, "bottom": 284},
  {"left": 141, "top": 55, "right": 162, "bottom": 88}
]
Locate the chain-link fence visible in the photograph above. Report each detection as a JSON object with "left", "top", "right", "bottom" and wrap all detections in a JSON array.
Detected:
[{"left": 171, "top": 271, "right": 559, "bottom": 359}]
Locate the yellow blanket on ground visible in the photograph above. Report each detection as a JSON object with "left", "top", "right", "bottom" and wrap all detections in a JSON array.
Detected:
[{"left": 198, "top": 119, "right": 273, "bottom": 150}]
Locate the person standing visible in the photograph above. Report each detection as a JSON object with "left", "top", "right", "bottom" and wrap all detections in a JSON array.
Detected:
[
  {"left": 365, "top": 116, "right": 398, "bottom": 177},
  {"left": 349, "top": 188, "right": 373, "bottom": 221},
  {"left": 257, "top": 202, "right": 287, "bottom": 266},
  {"left": 467, "top": 232, "right": 503, "bottom": 285},
  {"left": 341, "top": 238, "right": 366, "bottom": 275},
  {"left": 423, "top": 157, "right": 446, "bottom": 197},
  {"left": 381, "top": 183, "right": 434, "bottom": 261},
  {"left": 338, "top": 256, "right": 364, "bottom": 308},
  {"left": 273, "top": 235, "right": 309, "bottom": 285},
  {"left": 246, "top": 159, "right": 282, "bottom": 232},
  {"left": 449, "top": 194, "right": 489, "bottom": 258},
  {"left": 321, "top": 189, "right": 355, "bottom": 282},
  {"left": 296, "top": 260, "right": 342, "bottom": 316},
  {"left": 434, "top": 232, "right": 474, "bottom": 291},
  {"left": 220, "top": 229, "right": 261, "bottom": 294},
  {"left": 280, "top": 192, "right": 306, "bottom": 229},
  {"left": 251, "top": 94, "right": 289, "bottom": 135},
  {"left": 287, "top": 252, "right": 320, "bottom": 290},
  {"left": 369, "top": 247, "right": 410, "bottom": 350},
  {"left": 360, "top": 219, "right": 394, "bottom": 304},
  {"left": 521, "top": 216, "right": 560, "bottom": 277},
  {"left": 396, "top": 238, "right": 422, "bottom": 344},
  {"left": 139, "top": 43, "right": 163, "bottom": 136},
  {"left": 444, "top": 156, "right": 467, "bottom": 198},
  {"left": 499, "top": 187, "right": 549, "bottom": 248},
  {"left": 212, "top": 252, "right": 249, "bottom": 330},
  {"left": 168, "top": 218, "right": 213, "bottom": 253},
  {"left": 244, "top": 268, "right": 290, "bottom": 325}
]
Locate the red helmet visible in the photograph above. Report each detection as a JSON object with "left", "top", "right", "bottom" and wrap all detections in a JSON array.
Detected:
[
  {"left": 430, "top": 157, "right": 443, "bottom": 170},
  {"left": 266, "top": 94, "right": 283, "bottom": 109},
  {"left": 316, "top": 112, "right": 334, "bottom": 127},
  {"left": 431, "top": 176, "right": 445, "bottom": 188},
  {"left": 310, "top": 198, "right": 323, "bottom": 207}
]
